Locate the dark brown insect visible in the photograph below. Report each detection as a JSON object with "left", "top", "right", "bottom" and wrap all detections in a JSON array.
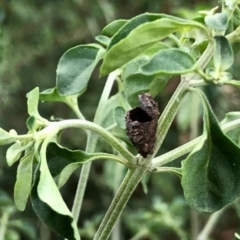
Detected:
[{"left": 125, "top": 93, "right": 159, "bottom": 158}]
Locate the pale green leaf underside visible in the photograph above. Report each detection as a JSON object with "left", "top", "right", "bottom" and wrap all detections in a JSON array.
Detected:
[
  {"left": 0, "top": 128, "right": 18, "bottom": 145},
  {"left": 31, "top": 168, "right": 79, "bottom": 240},
  {"left": 33, "top": 142, "right": 80, "bottom": 240},
  {"left": 214, "top": 36, "right": 233, "bottom": 72},
  {"left": 6, "top": 142, "right": 30, "bottom": 167},
  {"left": 14, "top": 151, "right": 34, "bottom": 211},
  {"left": 39, "top": 87, "right": 68, "bottom": 103},
  {"left": 205, "top": 12, "right": 228, "bottom": 31},
  {"left": 26, "top": 87, "right": 40, "bottom": 117},
  {"left": 102, "top": 19, "right": 128, "bottom": 37}
]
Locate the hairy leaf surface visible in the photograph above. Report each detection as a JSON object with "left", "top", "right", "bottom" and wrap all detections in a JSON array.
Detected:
[{"left": 182, "top": 89, "right": 240, "bottom": 212}]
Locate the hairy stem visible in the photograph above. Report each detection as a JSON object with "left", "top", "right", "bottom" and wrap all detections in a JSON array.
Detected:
[
  {"left": 36, "top": 119, "right": 135, "bottom": 163},
  {"left": 93, "top": 165, "right": 149, "bottom": 240},
  {"left": 92, "top": 41, "right": 217, "bottom": 239},
  {"left": 67, "top": 96, "right": 86, "bottom": 120},
  {"left": 71, "top": 135, "right": 97, "bottom": 222},
  {"left": 71, "top": 69, "right": 121, "bottom": 223},
  {"left": 152, "top": 79, "right": 189, "bottom": 157}
]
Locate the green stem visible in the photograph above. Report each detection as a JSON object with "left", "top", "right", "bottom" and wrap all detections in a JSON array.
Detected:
[
  {"left": 92, "top": 42, "right": 217, "bottom": 240},
  {"left": 37, "top": 119, "right": 135, "bottom": 163},
  {"left": 152, "top": 79, "right": 189, "bottom": 157},
  {"left": 94, "top": 69, "right": 121, "bottom": 125},
  {"left": 151, "top": 117, "right": 240, "bottom": 168},
  {"left": 152, "top": 41, "right": 215, "bottom": 159},
  {"left": 71, "top": 69, "right": 121, "bottom": 224},
  {"left": 71, "top": 135, "right": 97, "bottom": 222},
  {"left": 93, "top": 165, "right": 148, "bottom": 240},
  {"left": 67, "top": 96, "right": 86, "bottom": 120},
  {"left": 111, "top": 163, "right": 125, "bottom": 240}
]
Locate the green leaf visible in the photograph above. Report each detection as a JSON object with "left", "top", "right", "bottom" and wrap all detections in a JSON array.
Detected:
[
  {"left": 26, "top": 116, "right": 37, "bottom": 131},
  {"left": 232, "top": 42, "right": 240, "bottom": 54},
  {"left": 220, "top": 112, "right": 240, "bottom": 145},
  {"left": 102, "top": 19, "right": 128, "bottom": 37},
  {"left": 26, "top": 87, "right": 40, "bottom": 117},
  {"left": 221, "top": 111, "right": 240, "bottom": 125},
  {"left": 47, "top": 143, "right": 126, "bottom": 188},
  {"left": 95, "top": 35, "right": 111, "bottom": 47},
  {"left": 0, "top": 128, "right": 18, "bottom": 145},
  {"left": 47, "top": 143, "right": 94, "bottom": 188},
  {"left": 141, "top": 174, "right": 150, "bottom": 194},
  {"left": 6, "top": 142, "right": 25, "bottom": 167},
  {"left": 141, "top": 42, "right": 169, "bottom": 56},
  {"left": 182, "top": 89, "right": 240, "bottom": 212},
  {"left": 39, "top": 87, "right": 69, "bottom": 103},
  {"left": 57, "top": 44, "right": 106, "bottom": 96},
  {"left": 124, "top": 74, "right": 169, "bottom": 107},
  {"left": 205, "top": 12, "right": 228, "bottom": 31},
  {"left": 122, "top": 56, "right": 150, "bottom": 80},
  {"left": 122, "top": 55, "right": 169, "bottom": 106},
  {"left": 31, "top": 167, "right": 79, "bottom": 240},
  {"left": 31, "top": 147, "right": 80, "bottom": 240},
  {"left": 213, "top": 36, "right": 233, "bottom": 72},
  {"left": 14, "top": 151, "right": 34, "bottom": 211},
  {"left": 121, "top": 42, "right": 168, "bottom": 80},
  {"left": 100, "top": 13, "right": 207, "bottom": 76},
  {"left": 141, "top": 48, "right": 196, "bottom": 75},
  {"left": 114, "top": 106, "right": 126, "bottom": 129}
]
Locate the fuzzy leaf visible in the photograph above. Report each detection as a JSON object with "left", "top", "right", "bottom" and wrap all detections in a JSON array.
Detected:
[
  {"left": 57, "top": 44, "right": 106, "bottom": 96},
  {"left": 31, "top": 148, "right": 80, "bottom": 240},
  {"left": 26, "top": 116, "right": 37, "bottom": 131},
  {"left": 205, "top": 12, "right": 228, "bottom": 31},
  {"left": 14, "top": 151, "right": 34, "bottom": 211},
  {"left": 102, "top": 19, "right": 128, "bottom": 37},
  {"left": 182, "top": 89, "right": 240, "bottom": 212},
  {"left": 114, "top": 106, "right": 126, "bottom": 129},
  {"left": 122, "top": 55, "right": 169, "bottom": 106},
  {"left": 39, "top": 87, "right": 69, "bottom": 103},
  {"left": 95, "top": 35, "right": 111, "bottom": 47},
  {"left": 47, "top": 143, "right": 94, "bottom": 188},
  {"left": 100, "top": 13, "right": 206, "bottom": 76},
  {"left": 0, "top": 128, "right": 18, "bottom": 145},
  {"left": 213, "top": 36, "right": 233, "bottom": 72},
  {"left": 220, "top": 112, "right": 240, "bottom": 145},
  {"left": 31, "top": 167, "right": 79, "bottom": 240},
  {"left": 141, "top": 48, "right": 196, "bottom": 75},
  {"left": 47, "top": 143, "right": 125, "bottom": 188},
  {"left": 6, "top": 142, "right": 25, "bottom": 166},
  {"left": 26, "top": 87, "right": 40, "bottom": 117}
]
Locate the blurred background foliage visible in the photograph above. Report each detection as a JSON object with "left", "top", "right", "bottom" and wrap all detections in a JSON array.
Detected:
[{"left": 1, "top": 0, "right": 240, "bottom": 239}]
